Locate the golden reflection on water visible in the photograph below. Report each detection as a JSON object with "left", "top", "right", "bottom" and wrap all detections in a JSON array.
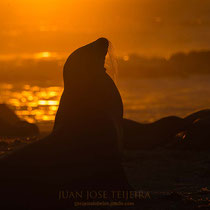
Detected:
[
  {"left": 1, "top": 76, "right": 210, "bottom": 125},
  {"left": 0, "top": 83, "right": 62, "bottom": 123}
]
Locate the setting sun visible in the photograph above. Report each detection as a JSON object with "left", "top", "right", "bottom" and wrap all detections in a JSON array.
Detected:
[{"left": 35, "top": 52, "right": 52, "bottom": 59}]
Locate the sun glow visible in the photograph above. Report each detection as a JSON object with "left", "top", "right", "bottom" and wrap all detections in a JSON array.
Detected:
[{"left": 35, "top": 52, "right": 52, "bottom": 59}]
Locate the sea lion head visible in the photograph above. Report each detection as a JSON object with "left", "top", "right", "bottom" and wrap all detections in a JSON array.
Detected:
[{"left": 63, "top": 38, "right": 109, "bottom": 83}]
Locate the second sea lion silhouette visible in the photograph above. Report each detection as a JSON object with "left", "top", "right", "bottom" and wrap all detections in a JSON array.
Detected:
[
  {"left": 184, "top": 109, "right": 210, "bottom": 124},
  {"left": 122, "top": 116, "right": 188, "bottom": 150},
  {"left": 122, "top": 109, "right": 210, "bottom": 150},
  {"left": 175, "top": 111, "right": 210, "bottom": 150}
]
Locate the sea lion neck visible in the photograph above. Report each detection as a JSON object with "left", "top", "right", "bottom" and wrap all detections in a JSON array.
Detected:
[{"left": 63, "top": 66, "right": 107, "bottom": 84}]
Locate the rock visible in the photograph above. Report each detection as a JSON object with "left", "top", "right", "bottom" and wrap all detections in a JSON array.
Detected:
[{"left": 0, "top": 103, "right": 39, "bottom": 137}]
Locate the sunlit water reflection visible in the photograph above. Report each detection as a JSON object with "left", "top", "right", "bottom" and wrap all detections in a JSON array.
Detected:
[
  {"left": 0, "top": 84, "right": 62, "bottom": 123},
  {"left": 0, "top": 76, "right": 210, "bottom": 126}
]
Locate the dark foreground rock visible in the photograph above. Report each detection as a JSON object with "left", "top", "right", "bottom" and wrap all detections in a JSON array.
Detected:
[{"left": 0, "top": 103, "right": 39, "bottom": 137}]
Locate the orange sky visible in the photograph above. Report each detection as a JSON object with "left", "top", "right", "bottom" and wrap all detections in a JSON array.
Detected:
[{"left": 1, "top": 0, "right": 210, "bottom": 57}]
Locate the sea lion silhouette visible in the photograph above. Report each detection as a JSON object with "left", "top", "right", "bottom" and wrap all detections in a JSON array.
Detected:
[
  {"left": 173, "top": 110, "right": 210, "bottom": 150},
  {"left": 184, "top": 109, "right": 210, "bottom": 124},
  {"left": 123, "top": 116, "right": 188, "bottom": 150},
  {"left": 184, "top": 116, "right": 210, "bottom": 149},
  {"left": 0, "top": 38, "right": 131, "bottom": 209},
  {"left": 53, "top": 37, "right": 123, "bottom": 151},
  {"left": 52, "top": 37, "right": 129, "bottom": 189}
]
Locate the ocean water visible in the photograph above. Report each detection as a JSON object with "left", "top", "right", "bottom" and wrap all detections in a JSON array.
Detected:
[
  {"left": 119, "top": 75, "right": 210, "bottom": 122},
  {"left": 0, "top": 75, "right": 210, "bottom": 125}
]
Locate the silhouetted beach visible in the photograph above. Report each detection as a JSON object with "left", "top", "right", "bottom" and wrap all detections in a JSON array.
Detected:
[{"left": 1, "top": 33, "right": 210, "bottom": 210}]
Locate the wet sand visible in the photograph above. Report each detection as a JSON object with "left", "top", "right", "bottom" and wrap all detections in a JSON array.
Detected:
[{"left": 0, "top": 124, "right": 210, "bottom": 209}]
